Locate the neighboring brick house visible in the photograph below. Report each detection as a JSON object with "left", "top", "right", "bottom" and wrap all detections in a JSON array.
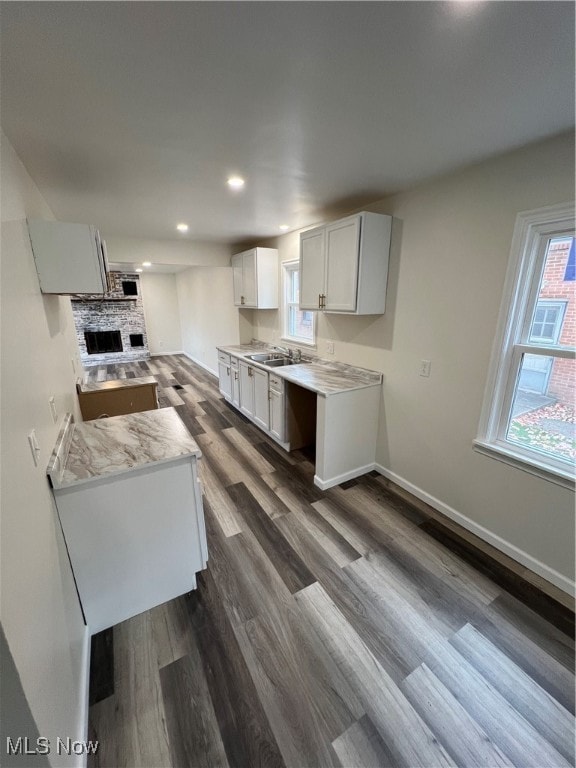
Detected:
[{"left": 530, "top": 237, "right": 575, "bottom": 402}]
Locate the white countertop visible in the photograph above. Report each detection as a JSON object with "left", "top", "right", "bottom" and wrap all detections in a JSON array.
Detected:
[
  {"left": 217, "top": 344, "right": 382, "bottom": 396},
  {"left": 47, "top": 407, "right": 201, "bottom": 489}
]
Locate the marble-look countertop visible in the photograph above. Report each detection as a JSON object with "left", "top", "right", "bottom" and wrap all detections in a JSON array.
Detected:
[
  {"left": 48, "top": 407, "right": 201, "bottom": 490},
  {"left": 77, "top": 376, "right": 157, "bottom": 393},
  {"left": 217, "top": 343, "right": 382, "bottom": 396}
]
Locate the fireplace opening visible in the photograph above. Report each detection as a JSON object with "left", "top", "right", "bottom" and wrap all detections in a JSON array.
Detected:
[
  {"left": 129, "top": 334, "right": 144, "bottom": 348},
  {"left": 85, "top": 330, "right": 123, "bottom": 355}
]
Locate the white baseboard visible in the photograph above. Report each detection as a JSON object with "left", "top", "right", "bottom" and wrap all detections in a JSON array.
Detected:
[
  {"left": 180, "top": 352, "right": 218, "bottom": 377},
  {"left": 150, "top": 350, "right": 185, "bottom": 357},
  {"left": 374, "top": 463, "right": 575, "bottom": 596},
  {"left": 314, "top": 463, "right": 376, "bottom": 491},
  {"left": 77, "top": 625, "right": 91, "bottom": 767}
]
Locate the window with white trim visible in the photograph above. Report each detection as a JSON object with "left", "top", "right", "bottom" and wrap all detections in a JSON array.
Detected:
[
  {"left": 475, "top": 203, "right": 575, "bottom": 487},
  {"left": 282, "top": 260, "right": 316, "bottom": 346}
]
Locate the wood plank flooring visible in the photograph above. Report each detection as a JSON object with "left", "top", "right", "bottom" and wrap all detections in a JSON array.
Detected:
[{"left": 86, "top": 355, "right": 575, "bottom": 768}]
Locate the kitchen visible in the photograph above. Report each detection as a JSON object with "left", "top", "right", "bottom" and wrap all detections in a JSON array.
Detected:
[{"left": 1, "top": 3, "right": 575, "bottom": 767}]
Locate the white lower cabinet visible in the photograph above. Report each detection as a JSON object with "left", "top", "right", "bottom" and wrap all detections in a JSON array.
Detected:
[
  {"left": 217, "top": 352, "right": 232, "bottom": 400},
  {"left": 238, "top": 360, "right": 270, "bottom": 430},
  {"left": 253, "top": 367, "right": 270, "bottom": 430},
  {"left": 239, "top": 360, "right": 254, "bottom": 418},
  {"left": 230, "top": 357, "right": 240, "bottom": 408},
  {"left": 269, "top": 374, "right": 285, "bottom": 442}
]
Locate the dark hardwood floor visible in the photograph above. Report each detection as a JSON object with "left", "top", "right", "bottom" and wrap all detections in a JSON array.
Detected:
[{"left": 86, "top": 355, "right": 575, "bottom": 768}]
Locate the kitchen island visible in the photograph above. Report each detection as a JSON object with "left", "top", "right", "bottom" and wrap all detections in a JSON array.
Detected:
[
  {"left": 216, "top": 343, "right": 383, "bottom": 489},
  {"left": 47, "top": 407, "right": 207, "bottom": 633},
  {"left": 76, "top": 375, "right": 158, "bottom": 420}
]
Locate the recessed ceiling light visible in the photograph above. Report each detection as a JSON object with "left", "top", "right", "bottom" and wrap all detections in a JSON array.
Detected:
[
  {"left": 279, "top": 224, "right": 290, "bottom": 231},
  {"left": 176, "top": 223, "right": 189, "bottom": 232},
  {"left": 135, "top": 268, "right": 143, "bottom": 273},
  {"left": 142, "top": 261, "right": 151, "bottom": 267},
  {"left": 227, "top": 176, "right": 245, "bottom": 189}
]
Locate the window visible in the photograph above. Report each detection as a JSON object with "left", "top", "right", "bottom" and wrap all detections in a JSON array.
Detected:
[
  {"left": 476, "top": 203, "right": 575, "bottom": 488},
  {"left": 282, "top": 260, "right": 316, "bottom": 346}
]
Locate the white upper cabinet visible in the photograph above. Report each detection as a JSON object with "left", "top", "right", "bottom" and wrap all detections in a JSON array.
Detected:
[
  {"left": 299, "top": 211, "right": 392, "bottom": 314},
  {"left": 232, "top": 247, "right": 278, "bottom": 308},
  {"left": 27, "top": 219, "right": 110, "bottom": 294},
  {"left": 300, "top": 226, "right": 326, "bottom": 310}
]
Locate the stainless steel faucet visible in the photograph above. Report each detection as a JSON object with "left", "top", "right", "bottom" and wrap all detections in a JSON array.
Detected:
[{"left": 274, "top": 345, "right": 291, "bottom": 357}]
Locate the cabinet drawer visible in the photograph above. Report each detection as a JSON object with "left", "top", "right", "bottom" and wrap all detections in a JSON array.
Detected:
[
  {"left": 269, "top": 374, "right": 283, "bottom": 391},
  {"left": 218, "top": 351, "right": 231, "bottom": 365}
]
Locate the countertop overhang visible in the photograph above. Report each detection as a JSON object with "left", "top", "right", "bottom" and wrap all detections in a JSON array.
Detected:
[{"left": 217, "top": 344, "right": 382, "bottom": 396}]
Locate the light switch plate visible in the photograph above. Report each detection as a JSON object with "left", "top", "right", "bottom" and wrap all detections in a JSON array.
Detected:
[{"left": 420, "top": 360, "right": 432, "bottom": 377}]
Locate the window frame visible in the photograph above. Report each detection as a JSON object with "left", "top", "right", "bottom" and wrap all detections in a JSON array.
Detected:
[
  {"left": 475, "top": 202, "right": 575, "bottom": 489},
  {"left": 281, "top": 259, "right": 316, "bottom": 347}
]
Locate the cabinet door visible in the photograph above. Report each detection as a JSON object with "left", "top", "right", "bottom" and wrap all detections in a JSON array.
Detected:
[
  {"left": 28, "top": 220, "right": 108, "bottom": 295},
  {"left": 300, "top": 227, "right": 325, "bottom": 310},
  {"left": 252, "top": 367, "right": 270, "bottom": 430},
  {"left": 239, "top": 361, "right": 254, "bottom": 417},
  {"left": 218, "top": 361, "right": 232, "bottom": 400},
  {"left": 230, "top": 361, "right": 240, "bottom": 407},
  {"left": 232, "top": 254, "right": 244, "bottom": 306},
  {"left": 324, "top": 216, "right": 360, "bottom": 312},
  {"left": 242, "top": 251, "right": 257, "bottom": 307},
  {"left": 269, "top": 388, "right": 285, "bottom": 441}
]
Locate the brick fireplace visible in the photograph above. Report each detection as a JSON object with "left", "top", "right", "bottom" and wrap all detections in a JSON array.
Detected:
[{"left": 72, "top": 272, "right": 150, "bottom": 366}]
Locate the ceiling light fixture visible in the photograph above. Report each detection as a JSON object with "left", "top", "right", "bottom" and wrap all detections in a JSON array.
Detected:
[
  {"left": 279, "top": 224, "right": 290, "bottom": 231},
  {"left": 142, "top": 261, "right": 151, "bottom": 267},
  {"left": 176, "top": 223, "right": 189, "bottom": 232},
  {"left": 135, "top": 268, "right": 143, "bottom": 273},
  {"left": 227, "top": 176, "right": 245, "bottom": 189}
]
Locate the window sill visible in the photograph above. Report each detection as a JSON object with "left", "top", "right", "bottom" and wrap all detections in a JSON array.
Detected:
[
  {"left": 473, "top": 439, "right": 575, "bottom": 490},
  {"left": 281, "top": 336, "right": 317, "bottom": 350}
]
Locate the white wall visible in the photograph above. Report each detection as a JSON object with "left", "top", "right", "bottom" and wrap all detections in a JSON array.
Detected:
[
  {"left": 0, "top": 134, "right": 88, "bottom": 765},
  {"left": 105, "top": 236, "right": 231, "bottom": 268},
  {"left": 140, "top": 272, "right": 182, "bottom": 354},
  {"left": 251, "top": 132, "right": 575, "bottom": 590},
  {"left": 176, "top": 266, "right": 244, "bottom": 374}
]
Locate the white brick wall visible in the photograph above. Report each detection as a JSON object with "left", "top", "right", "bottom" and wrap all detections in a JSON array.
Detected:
[{"left": 72, "top": 272, "right": 150, "bottom": 366}]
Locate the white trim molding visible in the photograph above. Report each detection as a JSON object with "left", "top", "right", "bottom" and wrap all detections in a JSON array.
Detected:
[
  {"left": 476, "top": 201, "right": 575, "bottom": 483},
  {"left": 374, "top": 463, "right": 575, "bottom": 596}
]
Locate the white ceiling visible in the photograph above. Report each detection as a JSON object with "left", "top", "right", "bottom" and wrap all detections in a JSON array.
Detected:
[{"left": 1, "top": 1, "right": 574, "bottom": 248}]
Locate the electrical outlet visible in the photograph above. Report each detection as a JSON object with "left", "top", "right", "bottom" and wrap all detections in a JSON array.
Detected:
[
  {"left": 28, "top": 429, "right": 41, "bottom": 467},
  {"left": 49, "top": 396, "right": 58, "bottom": 423},
  {"left": 420, "top": 359, "right": 432, "bottom": 377},
  {"left": 326, "top": 341, "right": 335, "bottom": 355}
]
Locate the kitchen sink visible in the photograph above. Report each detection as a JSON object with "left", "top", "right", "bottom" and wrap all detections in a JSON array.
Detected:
[
  {"left": 246, "top": 353, "right": 284, "bottom": 362},
  {"left": 263, "top": 358, "right": 295, "bottom": 367}
]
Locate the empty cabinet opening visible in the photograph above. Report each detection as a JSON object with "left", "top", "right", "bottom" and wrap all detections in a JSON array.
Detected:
[
  {"left": 85, "top": 330, "right": 123, "bottom": 355},
  {"left": 286, "top": 382, "right": 317, "bottom": 453}
]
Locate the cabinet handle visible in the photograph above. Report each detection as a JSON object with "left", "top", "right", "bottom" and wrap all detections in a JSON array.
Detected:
[
  {"left": 226, "top": 366, "right": 230, "bottom": 375},
  {"left": 318, "top": 293, "right": 322, "bottom": 309},
  {"left": 248, "top": 366, "right": 252, "bottom": 377},
  {"left": 234, "top": 372, "right": 238, "bottom": 380},
  {"left": 241, "top": 295, "right": 245, "bottom": 305}
]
